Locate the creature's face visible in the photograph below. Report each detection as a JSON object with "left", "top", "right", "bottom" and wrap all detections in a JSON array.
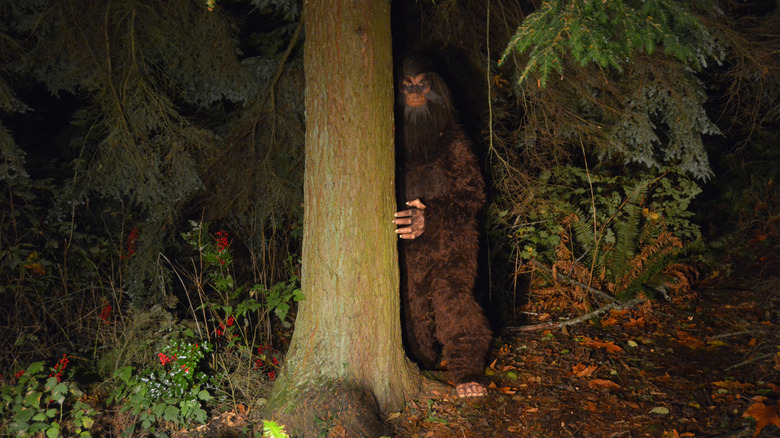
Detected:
[{"left": 401, "top": 74, "right": 431, "bottom": 108}]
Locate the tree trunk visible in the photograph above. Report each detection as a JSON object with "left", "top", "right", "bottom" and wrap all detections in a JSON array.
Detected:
[{"left": 264, "top": 1, "right": 419, "bottom": 436}]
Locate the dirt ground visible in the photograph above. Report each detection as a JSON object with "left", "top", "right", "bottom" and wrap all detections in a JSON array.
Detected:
[{"left": 386, "top": 280, "right": 780, "bottom": 437}]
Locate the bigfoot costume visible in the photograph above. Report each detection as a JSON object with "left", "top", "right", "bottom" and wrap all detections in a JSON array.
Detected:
[{"left": 393, "top": 56, "right": 492, "bottom": 397}]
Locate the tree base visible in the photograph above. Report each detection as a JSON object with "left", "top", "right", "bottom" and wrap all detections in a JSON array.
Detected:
[{"left": 264, "top": 379, "right": 391, "bottom": 438}]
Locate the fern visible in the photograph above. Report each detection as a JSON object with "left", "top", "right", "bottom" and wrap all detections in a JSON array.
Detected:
[
  {"left": 517, "top": 165, "right": 702, "bottom": 301},
  {"left": 263, "top": 420, "right": 290, "bottom": 438},
  {"left": 606, "top": 180, "right": 649, "bottom": 281}
]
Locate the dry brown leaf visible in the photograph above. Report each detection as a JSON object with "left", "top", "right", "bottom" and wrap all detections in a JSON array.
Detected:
[
  {"left": 572, "top": 363, "right": 598, "bottom": 377},
  {"left": 676, "top": 330, "right": 705, "bottom": 349},
  {"left": 713, "top": 380, "right": 754, "bottom": 391},
  {"left": 743, "top": 399, "right": 780, "bottom": 436},
  {"left": 496, "top": 386, "right": 517, "bottom": 395},
  {"left": 581, "top": 336, "right": 623, "bottom": 353},
  {"left": 601, "top": 316, "right": 620, "bottom": 326},
  {"left": 588, "top": 378, "right": 621, "bottom": 390}
]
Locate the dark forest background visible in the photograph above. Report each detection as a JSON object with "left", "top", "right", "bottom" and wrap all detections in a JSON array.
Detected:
[{"left": 0, "top": 0, "right": 778, "bottom": 436}]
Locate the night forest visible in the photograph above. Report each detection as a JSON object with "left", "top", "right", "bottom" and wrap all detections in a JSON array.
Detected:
[{"left": 1, "top": 1, "right": 779, "bottom": 437}]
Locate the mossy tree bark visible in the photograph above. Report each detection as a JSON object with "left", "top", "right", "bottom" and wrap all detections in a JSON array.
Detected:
[{"left": 264, "top": 1, "right": 420, "bottom": 436}]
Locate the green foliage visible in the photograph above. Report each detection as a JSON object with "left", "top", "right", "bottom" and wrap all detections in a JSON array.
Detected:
[
  {"left": 178, "top": 221, "right": 298, "bottom": 404},
  {"left": 108, "top": 339, "right": 214, "bottom": 435},
  {"left": 603, "top": 75, "right": 719, "bottom": 180},
  {"left": 509, "top": 165, "right": 701, "bottom": 297},
  {"left": 1, "top": 362, "right": 96, "bottom": 438},
  {"left": 262, "top": 420, "right": 291, "bottom": 438},
  {"left": 2, "top": 0, "right": 306, "bottom": 302},
  {"left": 181, "top": 220, "right": 303, "bottom": 331},
  {"left": 499, "top": 0, "right": 722, "bottom": 87}
]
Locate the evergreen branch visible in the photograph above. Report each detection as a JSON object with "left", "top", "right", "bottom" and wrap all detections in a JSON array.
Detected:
[{"left": 500, "top": 0, "right": 721, "bottom": 87}]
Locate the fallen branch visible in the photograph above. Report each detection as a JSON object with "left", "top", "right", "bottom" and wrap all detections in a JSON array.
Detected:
[
  {"left": 725, "top": 352, "right": 775, "bottom": 371},
  {"left": 504, "top": 295, "right": 646, "bottom": 333}
]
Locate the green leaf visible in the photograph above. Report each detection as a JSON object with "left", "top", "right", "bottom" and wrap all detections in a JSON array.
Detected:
[
  {"left": 163, "top": 405, "right": 180, "bottom": 422},
  {"left": 114, "top": 366, "right": 133, "bottom": 382},
  {"left": 46, "top": 422, "right": 61, "bottom": 438},
  {"left": 80, "top": 416, "right": 95, "bottom": 429},
  {"left": 26, "top": 362, "right": 46, "bottom": 376},
  {"left": 197, "top": 389, "right": 213, "bottom": 401},
  {"left": 153, "top": 403, "right": 166, "bottom": 416},
  {"left": 23, "top": 391, "right": 42, "bottom": 407}
]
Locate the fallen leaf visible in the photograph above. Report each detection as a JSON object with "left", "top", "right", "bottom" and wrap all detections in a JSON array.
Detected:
[
  {"left": 650, "top": 406, "right": 670, "bottom": 415},
  {"left": 623, "top": 400, "right": 640, "bottom": 409},
  {"left": 676, "top": 330, "right": 705, "bottom": 349},
  {"left": 713, "top": 380, "right": 754, "bottom": 391},
  {"left": 706, "top": 339, "right": 728, "bottom": 348},
  {"left": 572, "top": 363, "right": 598, "bottom": 377},
  {"left": 496, "top": 386, "right": 517, "bottom": 395},
  {"left": 601, "top": 316, "right": 620, "bottom": 326},
  {"left": 625, "top": 317, "right": 646, "bottom": 328},
  {"left": 743, "top": 399, "right": 780, "bottom": 436},
  {"left": 588, "top": 379, "right": 621, "bottom": 390},
  {"left": 581, "top": 337, "right": 623, "bottom": 353}
]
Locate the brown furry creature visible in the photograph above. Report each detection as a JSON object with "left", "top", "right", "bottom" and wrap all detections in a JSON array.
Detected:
[{"left": 393, "top": 55, "right": 492, "bottom": 398}]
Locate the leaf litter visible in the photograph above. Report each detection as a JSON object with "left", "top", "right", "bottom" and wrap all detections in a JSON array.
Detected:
[{"left": 388, "top": 283, "right": 779, "bottom": 437}]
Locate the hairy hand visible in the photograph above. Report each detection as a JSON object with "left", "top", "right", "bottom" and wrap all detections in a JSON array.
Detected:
[{"left": 393, "top": 199, "right": 426, "bottom": 239}]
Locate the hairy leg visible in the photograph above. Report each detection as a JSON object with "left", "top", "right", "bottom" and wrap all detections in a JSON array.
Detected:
[
  {"left": 429, "top": 273, "right": 491, "bottom": 398},
  {"left": 403, "top": 261, "right": 438, "bottom": 368}
]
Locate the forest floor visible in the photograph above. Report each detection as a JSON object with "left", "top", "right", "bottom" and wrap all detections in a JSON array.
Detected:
[
  {"left": 166, "top": 275, "right": 780, "bottom": 438},
  {"left": 386, "top": 277, "right": 780, "bottom": 438}
]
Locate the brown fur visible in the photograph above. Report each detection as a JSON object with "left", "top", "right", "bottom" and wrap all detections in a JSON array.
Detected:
[{"left": 397, "top": 56, "right": 492, "bottom": 384}]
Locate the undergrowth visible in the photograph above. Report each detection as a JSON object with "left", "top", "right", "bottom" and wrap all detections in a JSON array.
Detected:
[{"left": 502, "top": 165, "right": 703, "bottom": 308}]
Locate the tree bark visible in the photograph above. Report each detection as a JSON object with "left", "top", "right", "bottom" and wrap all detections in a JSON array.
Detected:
[{"left": 264, "top": 1, "right": 419, "bottom": 436}]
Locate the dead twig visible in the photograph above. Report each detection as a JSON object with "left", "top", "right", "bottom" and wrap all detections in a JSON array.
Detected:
[
  {"left": 504, "top": 295, "right": 645, "bottom": 333},
  {"left": 530, "top": 260, "right": 616, "bottom": 304}
]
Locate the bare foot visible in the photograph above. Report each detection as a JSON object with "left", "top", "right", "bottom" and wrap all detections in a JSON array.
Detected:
[{"left": 456, "top": 381, "right": 486, "bottom": 398}]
